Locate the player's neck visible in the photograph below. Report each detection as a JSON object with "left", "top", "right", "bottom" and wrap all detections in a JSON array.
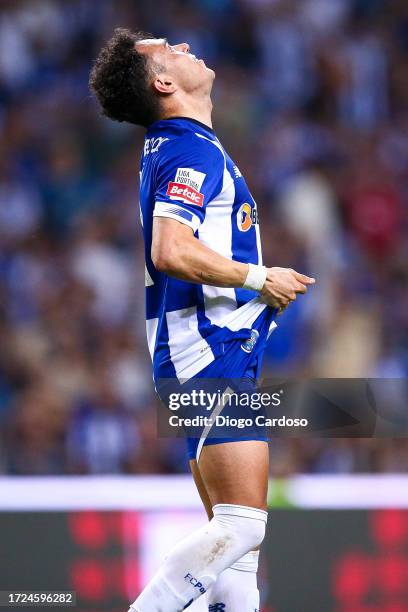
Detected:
[{"left": 161, "top": 94, "right": 213, "bottom": 129}]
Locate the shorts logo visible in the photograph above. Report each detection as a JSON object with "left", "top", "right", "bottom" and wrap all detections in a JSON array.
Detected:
[
  {"left": 237, "top": 202, "right": 258, "bottom": 232},
  {"left": 241, "top": 329, "right": 259, "bottom": 353},
  {"left": 167, "top": 167, "right": 206, "bottom": 207},
  {"left": 209, "top": 605, "right": 226, "bottom": 611}
]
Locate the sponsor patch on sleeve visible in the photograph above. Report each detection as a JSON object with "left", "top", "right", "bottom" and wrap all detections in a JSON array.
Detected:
[{"left": 166, "top": 167, "right": 206, "bottom": 207}]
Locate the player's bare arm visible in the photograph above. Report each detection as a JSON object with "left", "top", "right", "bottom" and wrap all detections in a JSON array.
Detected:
[{"left": 152, "top": 216, "right": 315, "bottom": 310}]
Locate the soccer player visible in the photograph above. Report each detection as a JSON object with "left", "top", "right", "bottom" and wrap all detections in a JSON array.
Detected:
[{"left": 90, "top": 29, "right": 315, "bottom": 612}]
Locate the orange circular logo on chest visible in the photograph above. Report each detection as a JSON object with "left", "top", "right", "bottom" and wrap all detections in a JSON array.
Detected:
[{"left": 238, "top": 202, "right": 253, "bottom": 232}]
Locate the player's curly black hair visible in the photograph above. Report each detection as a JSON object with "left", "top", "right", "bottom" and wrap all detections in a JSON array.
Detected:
[{"left": 89, "top": 28, "right": 162, "bottom": 128}]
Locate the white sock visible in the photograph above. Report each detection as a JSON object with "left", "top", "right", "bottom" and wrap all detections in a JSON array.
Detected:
[
  {"left": 129, "top": 504, "right": 267, "bottom": 612},
  {"left": 206, "top": 551, "right": 260, "bottom": 611}
]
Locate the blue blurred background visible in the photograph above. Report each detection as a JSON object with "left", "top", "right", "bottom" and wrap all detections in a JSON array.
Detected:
[{"left": 0, "top": 0, "right": 407, "bottom": 476}]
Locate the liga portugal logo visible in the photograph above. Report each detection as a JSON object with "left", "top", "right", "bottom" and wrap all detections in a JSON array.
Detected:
[{"left": 167, "top": 167, "right": 206, "bottom": 207}]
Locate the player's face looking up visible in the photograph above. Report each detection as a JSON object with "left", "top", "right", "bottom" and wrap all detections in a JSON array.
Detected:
[
  {"left": 90, "top": 29, "right": 214, "bottom": 128},
  {"left": 136, "top": 38, "right": 215, "bottom": 98}
]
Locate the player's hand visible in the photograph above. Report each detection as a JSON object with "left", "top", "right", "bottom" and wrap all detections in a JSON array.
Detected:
[{"left": 260, "top": 267, "right": 315, "bottom": 311}]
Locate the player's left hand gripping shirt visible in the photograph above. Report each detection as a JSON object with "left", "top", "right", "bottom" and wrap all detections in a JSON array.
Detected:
[{"left": 139, "top": 117, "right": 276, "bottom": 381}]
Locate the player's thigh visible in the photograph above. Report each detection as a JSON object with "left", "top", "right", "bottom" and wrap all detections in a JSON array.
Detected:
[{"left": 197, "top": 440, "right": 269, "bottom": 511}]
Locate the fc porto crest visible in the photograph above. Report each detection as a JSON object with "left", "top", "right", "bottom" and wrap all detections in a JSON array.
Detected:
[{"left": 240, "top": 329, "right": 259, "bottom": 353}]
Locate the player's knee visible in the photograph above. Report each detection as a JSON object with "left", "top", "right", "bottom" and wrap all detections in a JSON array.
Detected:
[
  {"left": 213, "top": 504, "right": 267, "bottom": 554},
  {"left": 248, "top": 516, "right": 266, "bottom": 548},
  {"left": 242, "top": 514, "right": 266, "bottom": 549}
]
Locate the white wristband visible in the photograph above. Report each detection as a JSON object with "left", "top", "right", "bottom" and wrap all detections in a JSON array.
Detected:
[{"left": 242, "top": 264, "right": 267, "bottom": 292}]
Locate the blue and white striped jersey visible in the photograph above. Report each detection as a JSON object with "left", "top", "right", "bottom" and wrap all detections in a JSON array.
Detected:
[{"left": 139, "top": 117, "right": 275, "bottom": 381}]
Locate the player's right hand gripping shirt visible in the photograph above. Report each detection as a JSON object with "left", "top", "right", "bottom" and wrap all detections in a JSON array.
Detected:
[{"left": 139, "top": 117, "right": 277, "bottom": 381}]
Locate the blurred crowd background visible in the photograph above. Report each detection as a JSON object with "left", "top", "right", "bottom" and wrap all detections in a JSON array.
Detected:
[{"left": 0, "top": 0, "right": 407, "bottom": 476}]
